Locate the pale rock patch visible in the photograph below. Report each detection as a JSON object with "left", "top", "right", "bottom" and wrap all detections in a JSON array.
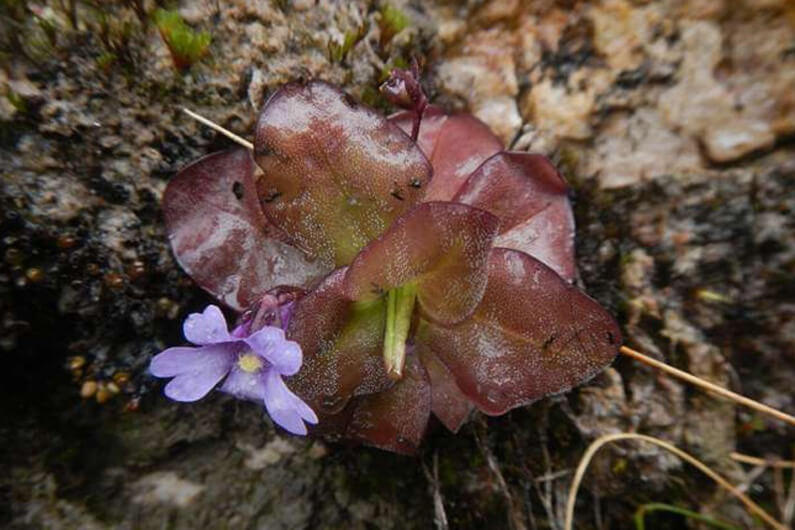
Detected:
[
  {"left": 131, "top": 472, "right": 204, "bottom": 508},
  {"left": 237, "top": 438, "right": 297, "bottom": 469}
]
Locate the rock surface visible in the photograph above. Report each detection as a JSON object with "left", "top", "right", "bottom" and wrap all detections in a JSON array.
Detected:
[{"left": 1, "top": 1, "right": 794, "bottom": 529}]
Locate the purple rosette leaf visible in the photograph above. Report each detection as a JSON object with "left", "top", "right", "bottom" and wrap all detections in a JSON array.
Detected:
[
  {"left": 301, "top": 356, "right": 432, "bottom": 454},
  {"left": 343, "top": 202, "right": 500, "bottom": 325},
  {"left": 454, "top": 152, "right": 576, "bottom": 282},
  {"left": 254, "top": 81, "right": 432, "bottom": 268},
  {"left": 163, "top": 147, "right": 326, "bottom": 311},
  {"left": 417, "top": 345, "right": 473, "bottom": 433},
  {"left": 390, "top": 106, "right": 503, "bottom": 201},
  {"left": 419, "top": 248, "right": 621, "bottom": 416},
  {"left": 286, "top": 269, "right": 393, "bottom": 416},
  {"left": 346, "top": 354, "right": 431, "bottom": 455}
]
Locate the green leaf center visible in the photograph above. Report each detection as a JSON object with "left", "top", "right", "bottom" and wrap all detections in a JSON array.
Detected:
[{"left": 383, "top": 283, "right": 417, "bottom": 380}]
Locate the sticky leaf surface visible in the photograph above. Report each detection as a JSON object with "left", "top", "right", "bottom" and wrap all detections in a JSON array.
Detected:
[
  {"left": 343, "top": 202, "right": 500, "bottom": 325},
  {"left": 286, "top": 269, "right": 392, "bottom": 416},
  {"left": 390, "top": 106, "right": 503, "bottom": 201},
  {"left": 346, "top": 354, "right": 431, "bottom": 454},
  {"left": 418, "top": 345, "right": 473, "bottom": 433},
  {"left": 254, "top": 81, "right": 432, "bottom": 268},
  {"left": 163, "top": 147, "right": 325, "bottom": 311},
  {"left": 454, "top": 151, "right": 576, "bottom": 281},
  {"left": 420, "top": 248, "right": 621, "bottom": 415}
]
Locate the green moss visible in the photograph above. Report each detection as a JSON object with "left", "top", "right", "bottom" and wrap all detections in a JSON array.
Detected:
[
  {"left": 328, "top": 24, "right": 368, "bottom": 64},
  {"left": 359, "top": 85, "right": 391, "bottom": 113},
  {"left": 96, "top": 52, "right": 118, "bottom": 72},
  {"left": 35, "top": 16, "right": 58, "bottom": 48},
  {"left": 378, "top": 56, "right": 409, "bottom": 82},
  {"left": 378, "top": 4, "right": 409, "bottom": 48},
  {"left": 1, "top": 0, "right": 27, "bottom": 18},
  {"left": 153, "top": 8, "right": 211, "bottom": 72},
  {"left": 6, "top": 88, "right": 27, "bottom": 113},
  {"left": 18, "top": 13, "right": 62, "bottom": 62},
  {"left": 91, "top": 9, "right": 140, "bottom": 72},
  {"left": 438, "top": 453, "right": 462, "bottom": 488},
  {"left": 611, "top": 456, "right": 628, "bottom": 474}
]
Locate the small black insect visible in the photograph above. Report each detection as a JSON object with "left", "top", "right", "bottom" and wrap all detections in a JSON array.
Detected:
[
  {"left": 232, "top": 181, "right": 244, "bottom": 200},
  {"left": 262, "top": 189, "right": 282, "bottom": 203}
]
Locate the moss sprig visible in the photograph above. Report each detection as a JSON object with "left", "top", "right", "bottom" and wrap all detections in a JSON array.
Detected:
[{"left": 153, "top": 9, "right": 211, "bottom": 72}]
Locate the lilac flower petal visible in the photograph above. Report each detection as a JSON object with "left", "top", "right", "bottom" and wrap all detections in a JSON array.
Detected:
[
  {"left": 149, "top": 344, "right": 232, "bottom": 377},
  {"left": 263, "top": 370, "right": 318, "bottom": 435},
  {"left": 219, "top": 366, "right": 267, "bottom": 402},
  {"left": 149, "top": 343, "right": 235, "bottom": 402},
  {"left": 183, "top": 305, "right": 232, "bottom": 345},
  {"left": 245, "top": 327, "right": 302, "bottom": 376},
  {"left": 230, "top": 324, "right": 248, "bottom": 339},
  {"left": 162, "top": 350, "right": 235, "bottom": 402},
  {"left": 149, "top": 346, "right": 200, "bottom": 377},
  {"left": 291, "top": 391, "right": 319, "bottom": 425},
  {"left": 278, "top": 301, "right": 296, "bottom": 331}
]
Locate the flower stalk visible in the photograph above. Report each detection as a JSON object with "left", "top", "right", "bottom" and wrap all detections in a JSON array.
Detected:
[
  {"left": 383, "top": 283, "right": 417, "bottom": 380},
  {"left": 379, "top": 58, "right": 427, "bottom": 142}
]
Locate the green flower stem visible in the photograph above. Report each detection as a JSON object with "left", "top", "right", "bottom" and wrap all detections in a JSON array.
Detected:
[{"left": 383, "top": 283, "right": 417, "bottom": 380}]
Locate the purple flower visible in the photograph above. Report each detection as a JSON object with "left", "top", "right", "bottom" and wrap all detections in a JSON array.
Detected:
[{"left": 149, "top": 305, "right": 318, "bottom": 435}]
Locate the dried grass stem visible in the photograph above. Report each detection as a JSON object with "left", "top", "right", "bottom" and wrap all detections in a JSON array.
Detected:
[
  {"left": 564, "top": 433, "right": 785, "bottom": 530},
  {"left": 620, "top": 346, "right": 795, "bottom": 427}
]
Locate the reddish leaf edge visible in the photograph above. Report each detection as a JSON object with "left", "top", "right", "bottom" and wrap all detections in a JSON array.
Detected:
[{"left": 419, "top": 247, "right": 621, "bottom": 417}]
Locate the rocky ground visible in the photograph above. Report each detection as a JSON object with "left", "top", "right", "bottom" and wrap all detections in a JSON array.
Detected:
[{"left": 1, "top": 0, "right": 794, "bottom": 528}]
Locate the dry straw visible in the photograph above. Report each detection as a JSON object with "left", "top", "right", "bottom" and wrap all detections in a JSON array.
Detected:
[
  {"left": 182, "top": 108, "right": 254, "bottom": 150},
  {"left": 564, "top": 433, "right": 786, "bottom": 530},
  {"left": 621, "top": 346, "right": 795, "bottom": 427}
]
